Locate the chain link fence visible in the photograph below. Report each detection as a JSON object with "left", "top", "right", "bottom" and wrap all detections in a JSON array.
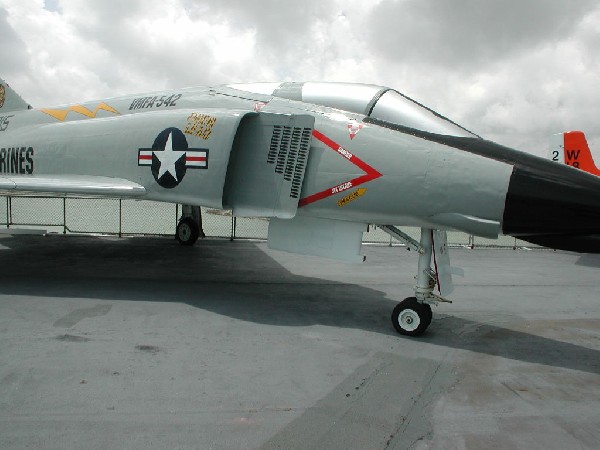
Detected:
[
  {"left": 0, "top": 195, "right": 538, "bottom": 248},
  {"left": 0, "top": 196, "right": 7, "bottom": 226}
]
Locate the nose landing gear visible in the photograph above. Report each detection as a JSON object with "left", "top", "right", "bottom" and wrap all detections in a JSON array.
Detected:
[{"left": 378, "top": 226, "right": 453, "bottom": 336}]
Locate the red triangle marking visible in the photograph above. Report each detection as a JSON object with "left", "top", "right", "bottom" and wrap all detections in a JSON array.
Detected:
[
  {"left": 299, "top": 130, "right": 382, "bottom": 207},
  {"left": 348, "top": 120, "right": 363, "bottom": 140}
]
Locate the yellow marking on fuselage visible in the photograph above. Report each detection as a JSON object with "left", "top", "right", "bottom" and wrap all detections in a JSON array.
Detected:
[
  {"left": 337, "top": 188, "right": 367, "bottom": 207},
  {"left": 40, "top": 102, "right": 120, "bottom": 121}
]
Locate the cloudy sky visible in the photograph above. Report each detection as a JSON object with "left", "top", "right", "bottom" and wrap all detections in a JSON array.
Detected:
[{"left": 1, "top": 0, "right": 599, "bottom": 157}]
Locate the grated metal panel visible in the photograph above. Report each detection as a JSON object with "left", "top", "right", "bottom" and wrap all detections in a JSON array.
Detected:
[
  {"left": 292, "top": 129, "right": 312, "bottom": 198},
  {"left": 267, "top": 126, "right": 282, "bottom": 164},
  {"left": 275, "top": 126, "right": 291, "bottom": 175},
  {"left": 267, "top": 126, "right": 312, "bottom": 199}
]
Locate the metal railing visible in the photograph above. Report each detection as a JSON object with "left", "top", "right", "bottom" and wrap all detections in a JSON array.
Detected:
[{"left": 1, "top": 195, "right": 533, "bottom": 248}]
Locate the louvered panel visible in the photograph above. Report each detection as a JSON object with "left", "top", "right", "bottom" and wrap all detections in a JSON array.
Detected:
[
  {"left": 224, "top": 113, "right": 315, "bottom": 218},
  {"left": 267, "top": 126, "right": 282, "bottom": 164},
  {"left": 266, "top": 125, "right": 312, "bottom": 199},
  {"left": 291, "top": 128, "right": 312, "bottom": 199}
]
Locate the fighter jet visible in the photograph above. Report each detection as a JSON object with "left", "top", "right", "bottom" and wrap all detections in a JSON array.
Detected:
[{"left": 1, "top": 78, "right": 599, "bottom": 336}]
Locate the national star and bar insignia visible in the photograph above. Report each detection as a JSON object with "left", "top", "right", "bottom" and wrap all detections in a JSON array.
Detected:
[{"left": 138, "top": 127, "right": 208, "bottom": 189}]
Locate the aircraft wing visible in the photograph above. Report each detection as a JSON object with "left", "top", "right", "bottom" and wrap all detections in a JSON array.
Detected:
[{"left": 0, "top": 174, "right": 146, "bottom": 197}]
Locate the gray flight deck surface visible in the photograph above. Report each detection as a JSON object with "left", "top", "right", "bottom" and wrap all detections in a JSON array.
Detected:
[{"left": 0, "top": 235, "right": 598, "bottom": 449}]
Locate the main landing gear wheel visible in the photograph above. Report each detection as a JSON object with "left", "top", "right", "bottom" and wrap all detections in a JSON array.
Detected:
[
  {"left": 391, "top": 297, "right": 432, "bottom": 336},
  {"left": 176, "top": 217, "right": 200, "bottom": 246}
]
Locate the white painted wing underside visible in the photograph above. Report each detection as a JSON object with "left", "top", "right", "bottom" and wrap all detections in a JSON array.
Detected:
[{"left": 0, "top": 175, "right": 146, "bottom": 197}]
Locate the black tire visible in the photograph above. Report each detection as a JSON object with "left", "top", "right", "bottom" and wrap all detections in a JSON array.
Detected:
[
  {"left": 176, "top": 217, "right": 200, "bottom": 246},
  {"left": 391, "top": 297, "right": 432, "bottom": 336},
  {"left": 421, "top": 301, "right": 433, "bottom": 328}
]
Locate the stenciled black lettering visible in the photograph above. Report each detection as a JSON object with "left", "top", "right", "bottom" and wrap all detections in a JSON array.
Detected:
[
  {"left": 0, "top": 115, "right": 12, "bottom": 131},
  {"left": 0, "top": 148, "right": 6, "bottom": 172},
  {"left": 169, "top": 94, "right": 182, "bottom": 107},
  {"left": 10, "top": 148, "right": 18, "bottom": 173},
  {"left": 19, "top": 147, "right": 26, "bottom": 173},
  {"left": 129, "top": 98, "right": 139, "bottom": 110},
  {"left": 567, "top": 149, "right": 580, "bottom": 160},
  {"left": 25, "top": 147, "right": 34, "bottom": 174},
  {"left": 147, "top": 96, "right": 157, "bottom": 108}
]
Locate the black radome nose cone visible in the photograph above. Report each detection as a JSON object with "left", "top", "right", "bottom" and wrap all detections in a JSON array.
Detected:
[{"left": 503, "top": 164, "right": 600, "bottom": 253}]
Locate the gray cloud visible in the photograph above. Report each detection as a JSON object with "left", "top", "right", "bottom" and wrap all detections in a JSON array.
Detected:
[
  {"left": 183, "top": 0, "right": 339, "bottom": 81},
  {"left": 194, "top": 0, "right": 332, "bottom": 47},
  {"left": 0, "top": 8, "right": 29, "bottom": 77},
  {"left": 366, "top": 0, "right": 597, "bottom": 69}
]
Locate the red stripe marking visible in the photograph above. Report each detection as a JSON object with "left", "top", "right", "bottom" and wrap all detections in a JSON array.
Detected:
[
  {"left": 139, "top": 155, "right": 152, "bottom": 160},
  {"left": 186, "top": 156, "right": 207, "bottom": 162},
  {"left": 299, "top": 130, "right": 382, "bottom": 207}
]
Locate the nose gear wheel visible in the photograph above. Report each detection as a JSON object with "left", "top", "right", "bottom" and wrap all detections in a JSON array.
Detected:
[{"left": 391, "top": 297, "right": 432, "bottom": 336}]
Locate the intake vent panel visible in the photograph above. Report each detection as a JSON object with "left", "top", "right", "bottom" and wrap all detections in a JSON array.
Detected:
[
  {"left": 224, "top": 113, "right": 315, "bottom": 218},
  {"left": 267, "top": 125, "right": 312, "bottom": 199}
]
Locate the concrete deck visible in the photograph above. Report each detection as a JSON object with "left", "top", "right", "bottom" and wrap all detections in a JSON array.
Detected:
[{"left": 0, "top": 235, "right": 598, "bottom": 449}]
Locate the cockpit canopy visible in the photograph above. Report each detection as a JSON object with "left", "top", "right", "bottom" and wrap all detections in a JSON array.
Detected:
[
  {"left": 229, "top": 81, "right": 478, "bottom": 138},
  {"left": 368, "top": 89, "right": 477, "bottom": 137}
]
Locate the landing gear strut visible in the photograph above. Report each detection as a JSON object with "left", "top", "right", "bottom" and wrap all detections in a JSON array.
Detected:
[
  {"left": 176, "top": 205, "right": 205, "bottom": 246},
  {"left": 380, "top": 227, "right": 452, "bottom": 336}
]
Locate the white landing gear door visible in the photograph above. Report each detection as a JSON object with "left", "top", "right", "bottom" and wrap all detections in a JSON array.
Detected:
[
  {"left": 433, "top": 230, "right": 464, "bottom": 297},
  {"left": 268, "top": 216, "right": 367, "bottom": 263}
]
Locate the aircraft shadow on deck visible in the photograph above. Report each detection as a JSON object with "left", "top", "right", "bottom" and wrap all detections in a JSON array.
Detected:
[
  {"left": 0, "top": 235, "right": 598, "bottom": 376},
  {"left": 576, "top": 253, "right": 600, "bottom": 267}
]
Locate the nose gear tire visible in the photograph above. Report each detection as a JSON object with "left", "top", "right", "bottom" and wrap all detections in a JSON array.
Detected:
[{"left": 391, "top": 297, "right": 432, "bottom": 336}]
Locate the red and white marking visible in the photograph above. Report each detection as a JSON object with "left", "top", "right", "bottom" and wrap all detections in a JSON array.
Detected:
[
  {"left": 348, "top": 120, "right": 363, "bottom": 140},
  {"left": 254, "top": 102, "right": 268, "bottom": 112},
  {"left": 185, "top": 152, "right": 208, "bottom": 168},
  {"left": 138, "top": 150, "right": 153, "bottom": 165},
  {"left": 138, "top": 149, "right": 208, "bottom": 168},
  {"left": 298, "top": 130, "right": 381, "bottom": 207}
]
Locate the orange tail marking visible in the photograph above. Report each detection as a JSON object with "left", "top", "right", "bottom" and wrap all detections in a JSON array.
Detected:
[{"left": 563, "top": 131, "right": 600, "bottom": 176}]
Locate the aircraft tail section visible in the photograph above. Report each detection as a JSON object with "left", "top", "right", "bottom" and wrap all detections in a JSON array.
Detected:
[
  {"left": 550, "top": 131, "right": 600, "bottom": 176},
  {"left": 0, "top": 78, "right": 31, "bottom": 113}
]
